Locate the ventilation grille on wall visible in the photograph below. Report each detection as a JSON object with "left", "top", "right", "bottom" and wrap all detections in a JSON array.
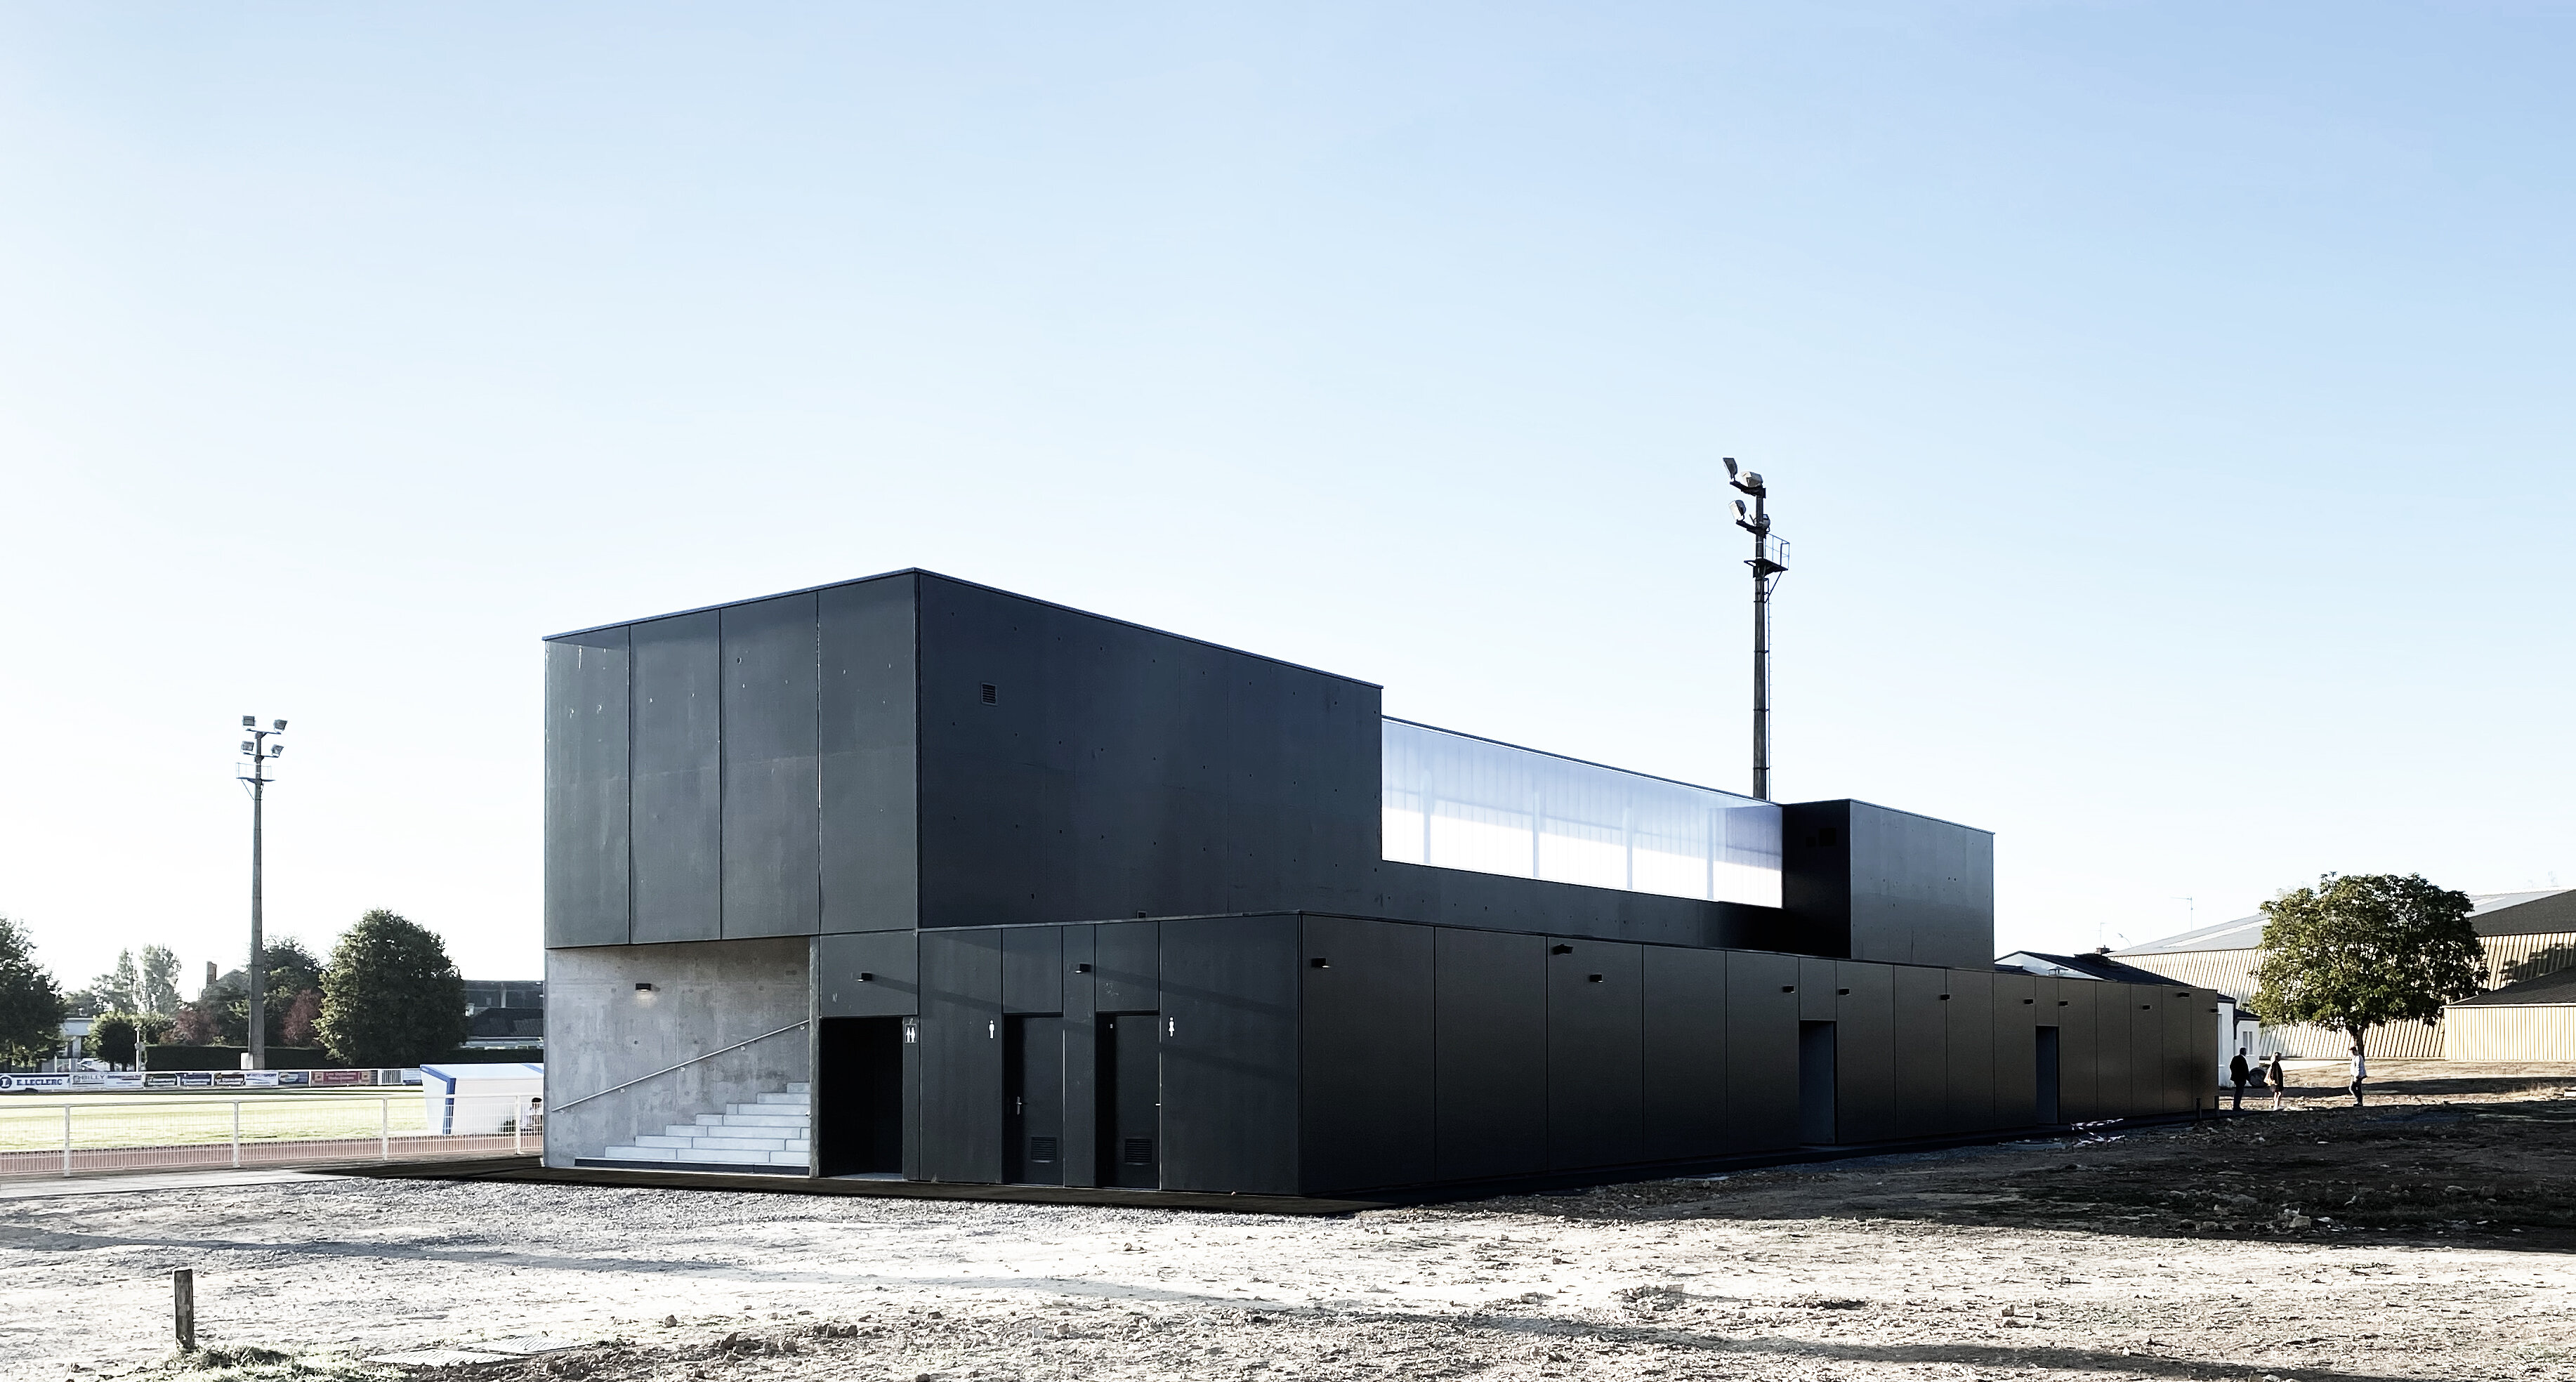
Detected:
[
  {"left": 1122, "top": 1138, "right": 1155, "bottom": 1167},
  {"left": 1028, "top": 1136, "right": 1058, "bottom": 1164},
  {"left": 980, "top": 683, "right": 998, "bottom": 704}
]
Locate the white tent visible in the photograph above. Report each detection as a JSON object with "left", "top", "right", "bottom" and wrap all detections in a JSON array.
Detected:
[{"left": 421, "top": 1062, "right": 544, "bottom": 1135}]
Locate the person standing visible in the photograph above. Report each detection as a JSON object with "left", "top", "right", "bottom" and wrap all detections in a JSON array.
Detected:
[
  {"left": 2347, "top": 1044, "right": 2367, "bottom": 1106},
  {"left": 2267, "top": 1052, "right": 2287, "bottom": 1110},
  {"left": 2229, "top": 1048, "right": 2252, "bottom": 1111}
]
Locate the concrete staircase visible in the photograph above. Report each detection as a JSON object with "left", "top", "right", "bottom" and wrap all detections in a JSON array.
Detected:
[{"left": 587, "top": 1082, "right": 810, "bottom": 1173}]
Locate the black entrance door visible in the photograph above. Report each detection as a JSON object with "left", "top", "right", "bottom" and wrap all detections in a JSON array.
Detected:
[
  {"left": 1098, "top": 1013, "right": 1160, "bottom": 1188},
  {"left": 1797, "top": 1020, "right": 1837, "bottom": 1146},
  {"left": 1004, "top": 1016, "right": 1065, "bottom": 1184},
  {"left": 817, "top": 1016, "right": 904, "bottom": 1175}
]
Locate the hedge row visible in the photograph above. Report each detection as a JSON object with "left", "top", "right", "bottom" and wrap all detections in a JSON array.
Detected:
[{"left": 140, "top": 1045, "right": 546, "bottom": 1072}]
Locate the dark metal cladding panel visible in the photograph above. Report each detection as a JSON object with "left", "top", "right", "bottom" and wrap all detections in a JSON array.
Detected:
[
  {"left": 2164, "top": 987, "right": 2200, "bottom": 1113},
  {"left": 914, "top": 578, "right": 1056, "bottom": 928},
  {"left": 1891, "top": 965, "right": 1947, "bottom": 1136},
  {"left": 913, "top": 576, "right": 1378, "bottom": 930},
  {"left": 1725, "top": 951, "right": 1800, "bottom": 1152},
  {"left": 1832, "top": 961, "right": 1897, "bottom": 1144},
  {"left": 1287, "top": 668, "right": 1383, "bottom": 918},
  {"left": 1944, "top": 969, "right": 1995, "bottom": 1132},
  {"left": 1641, "top": 946, "right": 1728, "bottom": 1162},
  {"left": 1161, "top": 916, "right": 1300, "bottom": 1195},
  {"left": 2055, "top": 978, "right": 2098, "bottom": 1122},
  {"left": 1433, "top": 928, "right": 1547, "bottom": 1182},
  {"left": 1372, "top": 860, "right": 1774, "bottom": 951},
  {"left": 630, "top": 612, "right": 723, "bottom": 944},
  {"left": 913, "top": 576, "right": 1384, "bottom": 930},
  {"left": 819, "top": 575, "right": 918, "bottom": 934},
  {"left": 2025, "top": 976, "right": 2061, "bottom": 1119},
  {"left": 2091, "top": 984, "right": 2133, "bottom": 1119},
  {"left": 1004, "top": 926, "right": 1065, "bottom": 1015},
  {"left": 1063, "top": 624, "right": 1228, "bottom": 920},
  {"left": 1797, "top": 957, "right": 1838, "bottom": 1020},
  {"left": 1777, "top": 801, "right": 1854, "bottom": 959},
  {"left": 918, "top": 929, "right": 1004, "bottom": 1183},
  {"left": 1061, "top": 928, "right": 1098, "bottom": 1186},
  {"left": 1222, "top": 656, "right": 1292, "bottom": 914},
  {"left": 1546, "top": 937, "right": 1643, "bottom": 1170},
  {"left": 2192, "top": 987, "right": 2221, "bottom": 1113},
  {"left": 544, "top": 631, "right": 630, "bottom": 947},
  {"left": 1093, "top": 921, "right": 1160, "bottom": 1012},
  {"left": 1300, "top": 916, "right": 1435, "bottom": 1193},
  {"left": 2127, "top": 986, "right": 2155, "bottom": 1116},
  {"left": 1990, "top": 970, "right": 2037, "bottom": 1127},
  {"left": 1846, "top": 803, "right": 1995, "bottom": 969},
  {"left": 721, "top": 593, "right": 821, "bottom": 939},
  {"left": 901, "top": 1011, "right": 922, "bottom": 1179},
  {"left": 817, "top": 930, "right": 919, "bottom": 1018},
  {"left": 2110, "top": 985, "right": 2152, "bottom": 1117}
]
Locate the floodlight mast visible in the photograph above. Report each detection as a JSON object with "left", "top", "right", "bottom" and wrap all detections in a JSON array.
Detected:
[
  {"left": 236, "top": 718, "right": 287, "bottom": 1070},
  {"left": 1723, "top": 459, "right": 1788, "bottom": 801}
]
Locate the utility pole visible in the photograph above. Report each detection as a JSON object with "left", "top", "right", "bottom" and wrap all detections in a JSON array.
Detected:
[
  {"left": 1724, "top": 459, "right": 1788, "bottom": 801},
  {"left": 237, "top": 717, "right": 287, "bottom": 1069}
]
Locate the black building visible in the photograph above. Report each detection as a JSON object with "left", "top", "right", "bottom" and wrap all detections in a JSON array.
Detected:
[{"left": 543, "top": 571, "right": 2214, "bottom": 1195}]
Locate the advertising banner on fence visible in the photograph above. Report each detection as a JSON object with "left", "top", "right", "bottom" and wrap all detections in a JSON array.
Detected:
[
  {"left": 0, "top": 1073, "right": 147, "bottom": 1093},
  {"left": 10, "top": 1068, "right": 367, "bottom": 1093}
]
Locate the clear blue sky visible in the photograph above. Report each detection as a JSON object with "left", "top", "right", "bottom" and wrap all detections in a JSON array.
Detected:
[{"left": 4, "top": 4, "right": 2568, "bottom": 989}]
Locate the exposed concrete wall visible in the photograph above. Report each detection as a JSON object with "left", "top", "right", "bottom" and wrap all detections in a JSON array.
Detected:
[{"left": 543, "top": 937, "right": 810, "bottom": 1167}]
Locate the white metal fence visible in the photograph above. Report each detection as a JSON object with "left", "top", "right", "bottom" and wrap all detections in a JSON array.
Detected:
[{"left": 0, "top": 1093, "right": 542, "bottom": 1178}]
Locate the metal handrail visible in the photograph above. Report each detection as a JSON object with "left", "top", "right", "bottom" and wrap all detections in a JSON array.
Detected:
[{"left": 551, "top": 1021, "right": 808, "bottom": 1112}]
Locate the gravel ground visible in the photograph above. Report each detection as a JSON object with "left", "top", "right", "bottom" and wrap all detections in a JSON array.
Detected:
[{"left": 9, "top": 1060, "right": 2576, "bottom": 1382}]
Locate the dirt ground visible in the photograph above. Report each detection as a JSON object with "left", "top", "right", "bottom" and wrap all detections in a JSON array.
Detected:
[{"left": 11, "top": 1060, "right": 2576, "bottom": 1382}]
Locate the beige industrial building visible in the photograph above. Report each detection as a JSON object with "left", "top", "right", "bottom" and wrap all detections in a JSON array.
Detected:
[
  {"left": 2446, "top": 968, "right": 2576, "bottom": 1061},
  {"left": 2111, "top": 889, "right": 2576, "bottom": 1059}
]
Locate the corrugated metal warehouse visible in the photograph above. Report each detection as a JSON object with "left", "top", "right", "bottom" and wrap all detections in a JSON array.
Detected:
[
  {"left": 2446, "top": 967, "right": 2576, "bottom": 1062},
  {"left": 541, "top": 571, "right": 2214, "bottom": 1198},
  {"left": 2113, "top": 889, "right": 2576, "bottom": 1059}
]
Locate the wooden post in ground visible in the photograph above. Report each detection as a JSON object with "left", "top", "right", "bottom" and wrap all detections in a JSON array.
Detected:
[{"left": 173, "top": 1268, "right": 195, "bottom": 1351}]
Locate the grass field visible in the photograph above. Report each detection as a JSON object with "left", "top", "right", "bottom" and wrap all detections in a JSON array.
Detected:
[{"left": 0, "top": 1089, "right": 531, "bottom": 1151}]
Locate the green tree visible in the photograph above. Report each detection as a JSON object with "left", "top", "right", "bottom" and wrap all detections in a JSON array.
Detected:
[
  {"left": 87, "top": 951, "right": 140, "bottom": 1013},
  {"left": 262, "top": 937, "right": 325, "bottom": 1000},
  {"left": 91, "top": 1013, "right": 138, "bottom": 1067},
  {"left": 279, "top": 989, "right": 324, "bottom": 1048},
  {"left": 138, "top": 945, "right": 183, "bottom": 1017},
  {"left": 2251, "top": 874, "right": 2486, "bottom": 1051},
  {"left": 0, "top": 917, "right": 69, "bottom": 1069},
  {"left": 316, "top": 911, "right": 468, "bottom": 1067}
]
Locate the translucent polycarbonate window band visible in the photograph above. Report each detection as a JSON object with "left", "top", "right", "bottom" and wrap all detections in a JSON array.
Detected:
[{"left": 1380, "top": 718, "right": 1782, "bottom": 907}]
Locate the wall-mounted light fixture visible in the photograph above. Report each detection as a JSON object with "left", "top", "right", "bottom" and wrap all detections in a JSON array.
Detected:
[
  {"left": 1837, "top": 987, "right": 1851, "bottom": 996},
  {"left": 635, "top": 982, "right": 656, "bottom": 993},
  {"left": 857, "top": 972, "right": 875, "bottom": 982},
  {"left": 1781, "top": 985, "right": 1796, "bottom": 994},
  {"left": 1309, "top": 958, "right": 1330, "bottom": 969},
  {"left": 1550, "top": 944, "right": 1573, "bottom": 955},
  {"left": 1073, "top": 963, "right": 1093, "bottom": 973}
]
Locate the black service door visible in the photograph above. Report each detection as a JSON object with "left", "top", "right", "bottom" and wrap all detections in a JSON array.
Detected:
[
  {"left": 817, "top": 1016, "right": 905, "bottom": 1176},
  {"left": 1004, "top": 1016, "right": 1065, "bottom": 1185},
  {"left": 1099, "top": 1013, "right": 1160, "bottom": 1188}
]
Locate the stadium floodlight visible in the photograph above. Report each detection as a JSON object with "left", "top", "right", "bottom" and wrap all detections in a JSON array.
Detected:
[
  {"left": 1721, "top": 459, "right": 1787, "bottom": 801},
  {"left": 235, "top": 716, "right": 290, "bottom": 1071}
]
